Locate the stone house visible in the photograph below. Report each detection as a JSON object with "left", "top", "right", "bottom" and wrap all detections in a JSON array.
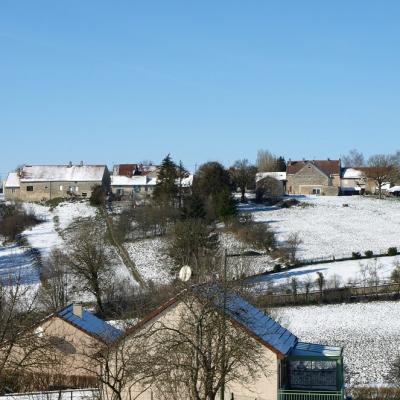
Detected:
[
  {"left": 286, "top": 160, "right": 341, "bottom": 196},
  {"left": 4, "top": 163, "right": 110, "bottom": 202},
  {"left": 104, "top": 287, "right": 344, "bottom": 400}
]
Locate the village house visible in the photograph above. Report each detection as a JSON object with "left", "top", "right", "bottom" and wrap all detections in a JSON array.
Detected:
[
  {"left": 104, "top": 287, "right": 344, "bottom": 400},
  {"left": 7, "top": 304, "right": 122, "bottom": 391},
  {"left": 4, "top": 163, "right": 110, "bottom": 202},
  {"left": 286, "top": 160, "right": 341, "bottom": 196}
]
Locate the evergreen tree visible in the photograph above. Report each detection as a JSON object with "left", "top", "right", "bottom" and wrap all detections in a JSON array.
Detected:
[
  {"left": 276, "top": 156, "right": 287, "bottom": 172},
  {"left": 153, "top": 154, "right": 179, "bottom": 206},
  {"left": 193, "top": 162, "right": 236, "bottom": 220}
]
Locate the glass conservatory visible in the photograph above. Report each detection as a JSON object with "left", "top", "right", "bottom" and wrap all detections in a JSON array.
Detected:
[{"left": 278, "top": 342, "right": 345, "bottom": 400}]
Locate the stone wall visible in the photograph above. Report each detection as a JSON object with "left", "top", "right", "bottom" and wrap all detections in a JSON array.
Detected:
[{"left": 287, "top": 163, "right": 340, "bottom": 196}]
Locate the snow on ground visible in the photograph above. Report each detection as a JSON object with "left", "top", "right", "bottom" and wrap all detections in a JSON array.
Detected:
[
  {"left": 53, "top": 201, "right": 96, "bottom": 230},
  {"left": 246, "top": 196, "right": 400, "bottom": 260},
  {"left": 248, "top": 255, "right": 400, "bottom": 292},
  {"left": 278, "top": 301, "right": 400, "bottom": 387},
  {"left": 125, "top": 238, "right": 174, "bottom": 284},
  {"left": 0, "top": 244, "right": 40, "bottom": 286}
]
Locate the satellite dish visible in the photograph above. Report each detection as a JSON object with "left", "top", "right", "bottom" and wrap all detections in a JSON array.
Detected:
[{"left": 179, "top": 265, "right": 192, "bottom": 282}]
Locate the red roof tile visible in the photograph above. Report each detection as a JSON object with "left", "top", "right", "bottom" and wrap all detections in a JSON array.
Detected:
[{"left": 287, "top": 160, "right": 341, "bottom": 176}]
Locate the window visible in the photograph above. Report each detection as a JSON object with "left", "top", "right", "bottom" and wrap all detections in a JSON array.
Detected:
[
  {"left": 75, "top": 186, "right": 79, "bottom": 192},
  {"left": 26, "top": 186, "right": 34, "bottom": 192},
  {"left": 82, "top": 192, "right": 87, "bottom": 197},
  {"left": 134, "top": 186, "right": 140, "bottom": 193},
  {"left": 60, "top": 185, "right": 63, "bottom": 191},
  {"left": 312, "top": 188, "right": 321, "bottom": 195}
]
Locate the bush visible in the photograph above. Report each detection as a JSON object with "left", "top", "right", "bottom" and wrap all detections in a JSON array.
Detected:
[
  {"left": 352, "top": 251, "right": 362, "bottom": 259},
  {"left": 45, "top": 197, "right": 66, "bottom": 210},
  {"left": 235, "top": 222, "right": 276, "bottom": 252},
  {"left": 90, "top": 185, "right": 106, "bottom": 206},
  {"left": 364, "top": 250, "right": 374, "bottom": 258},
  {"left": 273, "top": 264, "right": 282, "bottom": 273},
  {"left": 0, "top": 204, "right": 41, "bottom": 242},
  {"left": 388, "top": 247, "right": 398, "bottom": 256}
]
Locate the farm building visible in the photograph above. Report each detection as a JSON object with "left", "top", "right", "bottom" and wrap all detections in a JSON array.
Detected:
[
  {"left": 4, "top": 163, "right": 110, "bottom": 202},
  {"left": 286, "top": 160, "right": 341, "bottom": 196}
]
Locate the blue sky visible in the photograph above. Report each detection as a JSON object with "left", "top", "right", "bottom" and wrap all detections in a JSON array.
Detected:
[{"left": 1, "top": 1, "right": 400, "bottom": 177}]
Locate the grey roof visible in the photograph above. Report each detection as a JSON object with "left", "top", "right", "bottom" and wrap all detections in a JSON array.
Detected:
[
  {"left": 195, "top": 285, "right": 298, "bottom": 356},
  {"left": 20, "top": 165, "right": 107, "bottom": 182},
  {"left": 290, "top": 342, "right": 343, "bottom": 359},
  {"left": 58, "top": 305, "right": 123, "bottom": 343}
]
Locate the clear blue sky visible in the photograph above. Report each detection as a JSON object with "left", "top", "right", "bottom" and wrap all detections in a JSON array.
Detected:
[{"left": 1, "top": 1, "right": 400, "bottom": 178}]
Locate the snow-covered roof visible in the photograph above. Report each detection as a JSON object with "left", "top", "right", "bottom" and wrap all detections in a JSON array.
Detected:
[
  {"left": 5, "top": 172, "right": 21, "bottom": 188},
  {"left": 19, "top": 165, "right": 107, "bottom": 182},
  {"left": 179, "top": 174, "right": 194, "bottom": 187},
  {"left": 256, "top": 172, "right": 287, "bottom": 183},
  {"left": 389, "top": 186, "right": 400, "bottom": 192},
  {"left": 111, "top": 175, "right": 157, "bottom": 186},
  {"left": 342, "top": 168, "right": 365, "bottom": 179}
]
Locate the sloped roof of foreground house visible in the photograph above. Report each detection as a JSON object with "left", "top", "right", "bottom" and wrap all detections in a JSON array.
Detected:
[
  {"left": 57, "top": 305, "right": 123, "bottom": 343},
  {"left": 115, "top": 286, "right": 342, "bottom": 360},
  {"left": 17, "top": 165, "right": 107, "bottom": 183},
  {"left": 34, "top": 304, "right": 123, "bottom": 344}
]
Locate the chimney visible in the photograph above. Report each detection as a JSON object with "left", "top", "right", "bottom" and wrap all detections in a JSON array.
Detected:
[
  {"left": 68, "top": 161, "right": 72, "bottom": 168},
  {"left": 72, "top": 303, "right": 83, "bottom": 318},
  {"left": 80, "top": 160, "right": 83, "bottom": 166}
]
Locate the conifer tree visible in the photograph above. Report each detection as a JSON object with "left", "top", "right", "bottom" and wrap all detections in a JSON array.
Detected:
[{"left": 153, "top": 154, "right": 179, "bottom": 206}]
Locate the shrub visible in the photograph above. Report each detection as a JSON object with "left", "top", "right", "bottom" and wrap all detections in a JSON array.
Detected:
[
  {"left": 45, "top": 197, "right": 66, "bottom": 209},
  {"left": 273, "top": 264, "right": 282, "bottom": 273},
  {"left": 388, "top": 247, "right": 398, "bottom": 256},
  {"left": 364, "top": 250, "right": 374, "bottom": 258},
  {"left": 0, "top": 205, "right": 41, "bottom": 242},
  {"left": 90, "top": 185, "right": 106, "bottom": 206},
  {"left": 352, "top": 251, "right": 362, "bottom": 259},
  {"left": 235, "top": 222, "right": 276, "bottom": 252}
]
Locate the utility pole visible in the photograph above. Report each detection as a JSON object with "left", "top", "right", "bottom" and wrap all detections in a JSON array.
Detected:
[{"left": 220, "top": 249, "right": 227, "bottom": 400}]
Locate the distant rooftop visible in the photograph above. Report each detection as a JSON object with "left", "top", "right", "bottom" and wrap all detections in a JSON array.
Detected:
[{"left": 58, "top": 304, "right": 123, "bottom": 344}]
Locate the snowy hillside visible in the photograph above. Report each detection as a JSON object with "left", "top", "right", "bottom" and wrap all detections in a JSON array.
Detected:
[
  {"left": 249, "top": 196, "right": 400, "bottom": 260},
  {"left": 279, "top": 301, "right": 400, "bottom": 386}
]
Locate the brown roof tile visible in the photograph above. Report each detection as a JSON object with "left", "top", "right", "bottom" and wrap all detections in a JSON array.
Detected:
[{"left": 287, "top": 160, "right": 341, "bottom": 176}]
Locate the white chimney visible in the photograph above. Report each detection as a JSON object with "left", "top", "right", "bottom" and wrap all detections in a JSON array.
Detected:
[{"left": 72, "top": 303, "right": 83, "bottom": 318}]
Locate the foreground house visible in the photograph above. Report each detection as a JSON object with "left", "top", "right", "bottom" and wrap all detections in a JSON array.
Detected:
[
  {"left": 286, "top": 160, "right": 341, "bottom": 196},
  {"left": 4, "top": 164, "right": 110, "bottom": 202},
  {"left": 104, "top": 287, "right": 344, "bottom": 400},
  {"left": 5, "top": 304, "right": 122, "bottom": 392}
]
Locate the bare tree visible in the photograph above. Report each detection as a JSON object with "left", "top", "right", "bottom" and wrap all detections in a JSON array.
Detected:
[
  {"left": 256, "top": 150, "right": 278, "bottom": 172},
  {"left": 229, "top": 159, "right": 257, "bottom": 202},
  {"left": 144, "top": 289, "right": 272, "bottom": 400},
  {"left": 38, "top": 249, "right": 70, "bottom": 312},
  {"left": 285, "top": 232, "right": 303, "bottom": 265},
  {"left": 0, "top": 277, "right": 60, "bottom": 392},
  {"left": 367, "top": 154, "right": 394, "bottom": 199},
  {"left": 65, "top": 218, "right": 113, "bottom": 316},
  {"left": 341, "top": 149, "right": 365, "bottom": 168},
  {"left": 316, "top": 272, "right": 325, "bottom": 303}
]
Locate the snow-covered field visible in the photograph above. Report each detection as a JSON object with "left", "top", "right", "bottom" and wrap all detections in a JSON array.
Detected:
[
  {"left": 278, "top": 301, "right": 400, "bottom": 387},
  {"left": 248, "top": 255, "right": 400, "bottom": 292},
  {"left": 125, "top": 238, "right": 174, "bottom": 284},
  {"left": 248, "top": 196, "right": 400, "bottom": 260},
  {"left": 0, "top": 244, "right": 40, "bottom": 286}
]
